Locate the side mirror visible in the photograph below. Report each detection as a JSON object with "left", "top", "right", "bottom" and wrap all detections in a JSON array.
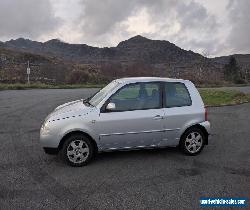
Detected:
[{"left": 106, "top": 102, "right": 116, "bottom": 111}]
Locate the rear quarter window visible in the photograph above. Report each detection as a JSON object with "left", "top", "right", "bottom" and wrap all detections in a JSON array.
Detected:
[{"left": 164, "top": 82, "right": 192, "bottom": 108}]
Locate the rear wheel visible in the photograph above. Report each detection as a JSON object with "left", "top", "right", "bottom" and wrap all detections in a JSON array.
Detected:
[
  {"left": 179, "top": 127, "right": 205, "bottom": 155},
  {"left": 60, "top": 134, "right": 94, "bottom": 166}
]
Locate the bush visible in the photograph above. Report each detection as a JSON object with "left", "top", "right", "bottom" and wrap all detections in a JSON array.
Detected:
[
  {"left": 234, "top": 78, "right": 246, "bottom": 84},
  {"left": 67, "top": 70, "right": 89, "bottom": 84}
]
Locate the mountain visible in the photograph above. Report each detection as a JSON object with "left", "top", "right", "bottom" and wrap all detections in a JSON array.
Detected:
[
  {"left": 1, "top": 35, "right": 249, "bottom": 84},
  {"left": 4, "top": 38, "right": 96, "bottom": 62},
  {"left": 0, "top": 47, "right": 73, "bottom": 83},
  {"left": 212, "top": 54, "right": 250, "bottom": 67},
  {"left": 2, "top": 35, "right": 204, "bottom": 64},
  {"left": 115, "top": 35, "right": 204, "bottom": 64}
]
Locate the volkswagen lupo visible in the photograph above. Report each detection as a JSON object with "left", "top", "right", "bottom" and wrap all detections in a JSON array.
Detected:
[{"left": 40, "top": 77, "right": 210, "bottom": 166}]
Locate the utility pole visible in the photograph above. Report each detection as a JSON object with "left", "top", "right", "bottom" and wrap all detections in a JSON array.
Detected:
[
  {"left": 245, "top": 69, "right": 248, "bottom": 81},
  {"left": 27, "top": 60, "right": 30, "bottom": 84}
]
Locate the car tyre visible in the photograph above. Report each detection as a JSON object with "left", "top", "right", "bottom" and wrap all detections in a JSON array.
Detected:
[
  {"left": 60, "top": 134, "right": 94, "bottom": 167},
  {"left": 179, "top": 127, "right": 205, "bottom": 155}
]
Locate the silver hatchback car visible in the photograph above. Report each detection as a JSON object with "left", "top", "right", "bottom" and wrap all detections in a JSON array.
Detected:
[{"left": 40, "top": 77, "right": 210, "bottom": 166}]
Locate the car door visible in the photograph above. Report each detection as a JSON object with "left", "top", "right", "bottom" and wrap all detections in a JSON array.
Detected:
[
  {"left": 96, "top": 82, "right": 165, "bottom": 150},
  {"left": 161, "top": 82, "right": 193, "bottom": 146}
]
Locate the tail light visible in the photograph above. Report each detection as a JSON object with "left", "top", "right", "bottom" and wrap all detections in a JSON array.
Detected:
[{"left": 205, "top": 107, "right": 208, "bottom": 121}]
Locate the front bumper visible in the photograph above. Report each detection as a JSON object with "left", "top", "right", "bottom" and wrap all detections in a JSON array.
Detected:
[
  {"left": 43, "top": 147, "right": 59, "bottom": 155},
  {"left": 40, "top": 128, "right": 61, "bottom": 149}
]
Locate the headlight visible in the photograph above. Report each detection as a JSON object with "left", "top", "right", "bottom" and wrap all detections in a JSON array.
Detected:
[{"left": 41, "top": 121, "right": 50, "bottom": 135}]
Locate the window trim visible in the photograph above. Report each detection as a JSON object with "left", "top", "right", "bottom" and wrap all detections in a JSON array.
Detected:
[
  {"left": 163, "top": 82, "right": 192, "bottom": 108},
  {"left": 101, "top": 82, "right": 163, "bottom": 113}
]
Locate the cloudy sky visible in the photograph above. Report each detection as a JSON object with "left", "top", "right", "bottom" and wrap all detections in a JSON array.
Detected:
[{"left": 0, "top": 0, "right": 249, "bottom": 57}]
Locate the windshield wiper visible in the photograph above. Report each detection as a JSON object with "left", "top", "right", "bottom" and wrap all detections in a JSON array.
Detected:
[{"left": 82, "top": 98, "right": 93, "bottom": 106}]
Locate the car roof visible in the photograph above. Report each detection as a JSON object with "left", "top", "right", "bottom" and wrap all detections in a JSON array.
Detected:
[{"left": 115, "top": 77, "right": 187, "bottom": 84}]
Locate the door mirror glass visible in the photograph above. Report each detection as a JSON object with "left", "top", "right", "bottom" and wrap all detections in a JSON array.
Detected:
[{"left": 106, "top": 102, "right": 116, "bottom": 111}]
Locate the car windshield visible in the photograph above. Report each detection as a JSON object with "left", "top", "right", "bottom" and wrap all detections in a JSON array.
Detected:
[{"left": 88, "top": 80, "right": 120, "bottom": 107}]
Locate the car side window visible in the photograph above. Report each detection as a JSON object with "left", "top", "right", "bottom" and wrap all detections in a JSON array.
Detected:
[
  {"left": 164, "top": 82, "right": 192, "bottom": 108},
  {"left": 108, "top": 82, "right": 161, "bottom": 111}
]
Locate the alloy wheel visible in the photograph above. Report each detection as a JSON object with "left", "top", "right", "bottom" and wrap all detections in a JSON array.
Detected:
[
  {"left": 184, "top": 132, "right": 203, "bottom": 154},
  {"left": 66, "top": 140, "right": 90, "bottom": 164}
]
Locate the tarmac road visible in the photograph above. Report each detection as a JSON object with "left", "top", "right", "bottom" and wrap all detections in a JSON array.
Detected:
[{"left": 0, "top": 89, "right": 249, "bottom": 210}]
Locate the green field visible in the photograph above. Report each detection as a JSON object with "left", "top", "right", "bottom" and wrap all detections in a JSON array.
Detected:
[{"left": 199, "top": 89, "right": 250, "bottom": 106}]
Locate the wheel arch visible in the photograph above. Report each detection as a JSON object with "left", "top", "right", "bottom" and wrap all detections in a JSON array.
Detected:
[
  {"left": 180, "top": 124, "right": 208, "bottom": 145},
  {"left": 58, "top": 130, "right": 98, "bottom": 154}
]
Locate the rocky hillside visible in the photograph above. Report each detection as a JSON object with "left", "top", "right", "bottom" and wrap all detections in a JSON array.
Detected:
[
  {"left": 0, "top": 48, "right": 101, "bottom": 83},
  {"left": 2, "top": 35, "right": 204, "bottom": 64},
  {"left": 1, "top": 35, "right": 249, "bottom": 84},
  {"left": 212, "top": 54, "right": 250, "bottom": 70}
]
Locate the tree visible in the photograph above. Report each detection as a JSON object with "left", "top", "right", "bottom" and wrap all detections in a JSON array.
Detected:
[{"left": 224, "top": 56, "right": 242, "bottom": 83}]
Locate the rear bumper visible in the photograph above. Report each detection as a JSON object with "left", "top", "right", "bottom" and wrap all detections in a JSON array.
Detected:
[
  {"left": 199, "top": 121, "right": 211, "bottom": 134},
  {"left": 199, "top": 121, "right": 211, "bottom": 145}
]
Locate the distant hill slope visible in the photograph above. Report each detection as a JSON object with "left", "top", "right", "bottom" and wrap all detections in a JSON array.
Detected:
[
  {"left": 0, "top": 47, "right": 74, "bottom": 83},
  {"left": 2, "top": 35, "right": 204, "bottom": 64},
  {"left": 212, "top": 54, "right": 250, "bottom": 67},
  {"left": 1, "top": 35, "right": 249, "bottom": 84}
]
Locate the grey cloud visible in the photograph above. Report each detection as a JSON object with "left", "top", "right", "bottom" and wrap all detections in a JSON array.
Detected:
[
  {"left": 227, "top": 0, "right": 250, "bottom": 53},
  {"left": 79, "top": 0, "right": 137, "bottom": 36},
  {"left": 180, "top": 38, "right": 225, "bottom": 56},
  {"left": 141, "top": 0, "right": 220, "bottom": 55},
  {"left": 146, "top": 1, "right": 219, "bottom": 41},
  {"left": 79, "top": 0, "right": 183, "bottom": 37},
  {"left": 0, "top": 0, "right": 61, "bottom": 39},
  {"left": 176, "top": 1, "right": 218, "bottom": 31},
  {"left": 79, "top": 0, "right": 220, "bottom": 55},
  {"left": 173, "top": 1, "right": 221, "bottom": 55}
]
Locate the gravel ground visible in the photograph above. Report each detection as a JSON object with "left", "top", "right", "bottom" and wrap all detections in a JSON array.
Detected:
[{"left": 0, "top": 88, "right": 249, "bottom": 210}]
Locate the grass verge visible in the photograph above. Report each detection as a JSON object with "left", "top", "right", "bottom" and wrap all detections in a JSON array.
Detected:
[
  {"left": 1, "top": 83, "right": 249, "bottom": 106},
  {"left": 197, "top": 83, "right": 250, "bottom": 88},
  {"left": 0, "top": 83, "right": 104, "bottom": 90},
  {"left": 199, "top": 89, "right": 250, "bottom": 106}
]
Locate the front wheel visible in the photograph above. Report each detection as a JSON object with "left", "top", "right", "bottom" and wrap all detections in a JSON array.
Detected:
[
  {"left": 179, "top": 127, "right": 205, "bottom": 155},
  {"left": 60, "top": 134, "right": 94, "bottom": 166}
]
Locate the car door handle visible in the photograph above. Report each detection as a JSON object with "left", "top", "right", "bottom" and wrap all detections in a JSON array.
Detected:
[{"left": 153, "top": 115, "right": 164, "bottom": 120}]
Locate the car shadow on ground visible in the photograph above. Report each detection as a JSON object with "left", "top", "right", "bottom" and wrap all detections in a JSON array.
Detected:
[
  {"left": 97, "top": 146, "right": 180, "bottom": 159},
  {"left": 45, "top": 146, "right": 184, "bottom": 167}
]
